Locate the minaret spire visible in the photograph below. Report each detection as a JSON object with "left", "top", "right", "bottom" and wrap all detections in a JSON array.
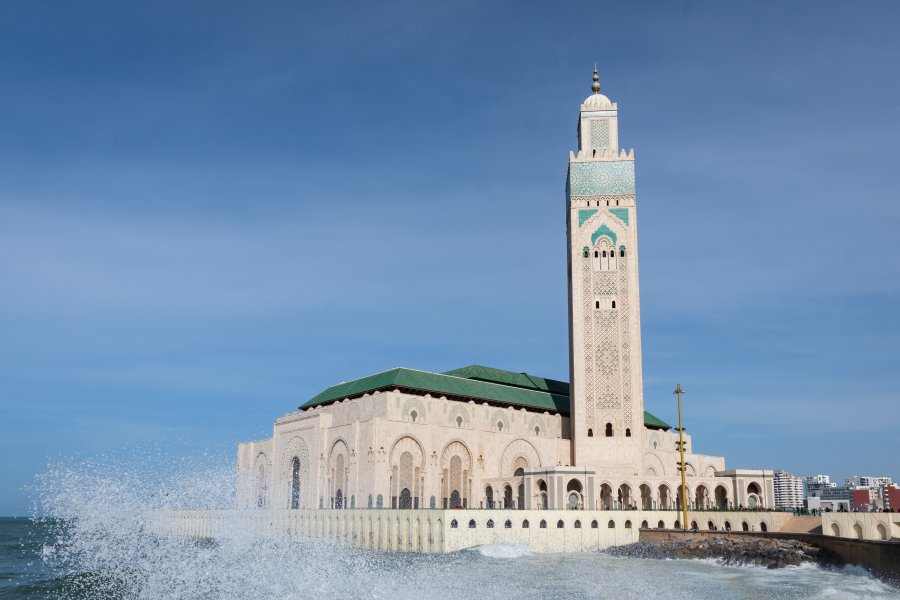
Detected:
[{"left": 591, "top": 64, "right": 601, "bottom": 94}]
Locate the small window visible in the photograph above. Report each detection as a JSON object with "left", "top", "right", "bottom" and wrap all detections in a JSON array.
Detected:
[
  {"left": 451, "top": 519, "right": 458, "bottom": 528},
  {"left": 608, "top": 520, "right": 615, "bottom": 529},
  {"left": 595, "top": 301, "right": 600, "bottom": 309},
  {"left": 620, "top": 249, "right": 625, "bottom": 257},
  {"left": 605, "top": 423, "right": 613, "bottom": 437},
  {"left": 594, "top": 250, "right": 599, "bottom": 258},
  {"left": 625, "top": 428, "right": 631, "bottom": 437},
  {"left": 514, "top": 467, "right": 525, "bottom": 477},
  {"left": 611, "top": 300, "right": 616, "bottom": 309},
  {"left": 583, "top": 248, "right": 589, "bottom": 258},
  {"left": 497, "top": 422, "right": 503, "bottom": 431},
  {"left": 625, "top": 520, "right": 632, "bottom": 529},
  {"left": 534, "top": 426, "right": 540, "bottom": 435},
  {"left": 410, "top": 410, "right": 417, "bottom": 422},
  {"left": 574, "top": 520, "right": 582, "bottom": 529},
  {"left": 504, "top": 519, "right": 512, "bottom": 529},
  {"left": 587, "top": 428, "right": 593, "bottom": 437},
  {"left": 641, "top": 520, "right": 649, "bottom": 529},
  {"left": 591, "top": 520, "right": 598, "bottom": 529},
  {"left": 557, "top": 520, "right": 564, "bottom": 529},
  {"left": 468, "top": 519, "right": 476, "bottom": 529},
  {"left": 456, "top": 416, "right": 463, "bottom": 427},
  {"left": 486, "top": 519, "right": 494, "bottom": 529},
  {"left": 522, "top": 519, "right": 530, "bottom": 529},
  {"left": 602, "top": 250, "right": 607, "bottom": 258},
  {"left": 657, "top": 520, "right": 665, "bottom": 529},
  {"left": 540, "top": 520, "right": 547, "bottom": 529}
]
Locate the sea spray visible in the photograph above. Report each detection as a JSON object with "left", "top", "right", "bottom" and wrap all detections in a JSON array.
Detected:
[{"left": 23, "top": 453, "right": 900, "bottom": 600}]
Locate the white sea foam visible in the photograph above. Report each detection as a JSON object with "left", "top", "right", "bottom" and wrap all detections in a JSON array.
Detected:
[
  {"left": 32, "top": 454, "right": 900, "bottom": 600},
  {"left": 471, "top": 543, "right": 531, "bottom": 559}
]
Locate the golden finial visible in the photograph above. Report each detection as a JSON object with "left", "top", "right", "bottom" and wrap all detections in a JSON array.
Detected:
[{"left": 591, "top": 64, "right": 601, "bottom": 93}]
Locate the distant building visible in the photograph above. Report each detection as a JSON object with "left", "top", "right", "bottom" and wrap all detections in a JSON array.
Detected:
[
  {"left": 851, "top": 488, "right": 877, "bottom": 511},
  {"left": 846, "top": 475, "right": 893, "bottom": 488},
  {"left": 805, "top": 474, "right": 834, "bottom": 498},
  {"left": 884, "top": 484, "right": 900, "bottom": 512},
  {"left": 807, "top": 485, "right": 852, "bottom": 513},
  {"left": 773, "top": 470, "right": 804, "bottom": 509}
]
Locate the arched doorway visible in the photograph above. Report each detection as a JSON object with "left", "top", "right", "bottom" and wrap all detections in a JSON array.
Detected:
[
  {"left": 504, "top": 484, "right": 514, "bottom": 509},
  {"left": 600, "top": 483, "right": 613, "bottom": 510},
  {"left": 639, "top": 484, "right": 652, "bottom": 510},
  {"left": 853, "top": 523, "right": 863, "bottom": 539},
  {"left": 335, "top": 488, "right": 344, "bottom": 509},
  {"left": 399, "top": 488, "right": 412, "bottom": 509},
  {"left": 714, "top": 485, "right": 728, "bottom": 509},
  {"left": 566, "top": 479, "right": 583, "bottom": 510},
  {"left": 537, "top": 479, "right": 548, "bottom": 509},
  {"left": 695, "top": 485, "right": 709, "bottom": 509},
  {"left": 618, "top": 484, "right": 633, "bottom": 510},
  {"left": 517, "top": 483, "right": 524, "bottom": 509},
  {"left": 449, "top": 490, "right": 462, "bottom": 509},
  {"left": 657, "top": 484, "right": 670, "bottom": 510},
  {"left": 485, "top": 485, "right": 494, "bottom": 508},
  {"left": 746, "top": 482, "right": 761, "bottom": 509}
]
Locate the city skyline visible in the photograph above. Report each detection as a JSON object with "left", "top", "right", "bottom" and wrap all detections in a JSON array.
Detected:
[{"left": 1, "top": 1, "right": 899, "bottom": 515}]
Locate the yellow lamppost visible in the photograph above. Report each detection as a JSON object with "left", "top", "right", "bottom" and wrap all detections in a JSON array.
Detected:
[{"left": 674, "top": 384, "right": 689, "bottom": 531}]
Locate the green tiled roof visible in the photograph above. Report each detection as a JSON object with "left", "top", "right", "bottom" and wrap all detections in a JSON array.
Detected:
[{"left": 300, "top": 365, "right": 671, "bottom": 430}]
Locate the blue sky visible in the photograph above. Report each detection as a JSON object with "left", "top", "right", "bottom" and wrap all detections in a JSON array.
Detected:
[{"left": 1, "top": 1, "right": 899, "bottom": 515}]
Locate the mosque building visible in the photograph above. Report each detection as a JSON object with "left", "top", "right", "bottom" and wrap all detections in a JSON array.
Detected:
[{"left": 237, "top": 69, "right": 775, "bottom": 515}]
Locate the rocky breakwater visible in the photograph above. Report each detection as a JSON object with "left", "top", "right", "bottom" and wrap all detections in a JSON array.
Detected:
[{"left": 604, "top": 536, "right": 827, "bottom": 569}]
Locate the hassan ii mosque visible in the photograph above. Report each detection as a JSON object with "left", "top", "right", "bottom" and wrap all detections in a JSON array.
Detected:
[{"left": 237, "top": 70, "right": 776, "bottom": 517}]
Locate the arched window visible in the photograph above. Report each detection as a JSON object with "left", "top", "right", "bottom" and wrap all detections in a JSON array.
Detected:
[
  {"left": 625, "top": 520, "right": 632, "bottom": 529},
  {"left": 486, "top": 519, "right": 494, "bottom": 529},
  {"left": 611, "top": 300, "right": 616, "bottom": 309},
  {"left": 591, "top": 520, "right": 598, "bottom": 529},
  {"left": 620, "top": 248, "right": 625, "bottom": 257},
  {"left": 625, "top": 428, "right": 631, "bottom": 437},
  {"left": 602, "top": 250, "right": 607, "bottom": 258},
  {"left": 608, "top": 520, "right": 615, "bottom": 529},
  {"left": 504, "top": 519, "right": 512, "bottom": 529},
  {"left": 641, "top": 520, "right": 648, "bottom": 529},
  {"left": 595, "top": 301, "right": 600, "bottom": 309},
  {"left": 514, "top": 467, "right": 525, "bottom": 477},
  {"left": 522, "top": 519, "right": 530, "bottom": 528},
  {"left": 376, "top": 494, "right": 384, "bottom": 508},
  {"left": 557, "top": 520, "right": 564, "bottom": 529},
  {"left": 534, "top": 426, "right": 541, "bottom": 435},
  {"left": 410, "top": 410, "right": 417, "bottom": 423},
  {"left": 657, "top": 520, "right": 665, "bottom": 529},
  {"left": 587, "top": 428, "right": 593, "bottom": 437},
  {"left": 290, "top": 457, "right": 301, "bottom": 509},
  {"left": 468, "top": 519, "right": 476, "bottom": 529},
  {"left": 456, "top": 416, "right": 463, "bottom": 427},
  {"left": 594, "top": 250, "right": 599, "bottom": 258},
  {"left": 497, "top": 421, "right": 503, "bottom": 431},
  {"left": 574, "top": 520, "right": 582, "bottom": 529},
  {"left": 450, "top": 519, "right": 458, "bottom": 528},
  {"left": 539, "top": 520, "right": 547, "bottom": 529},
  {"left": 760, "top": 522, "right": 768, "bottom": 532},
  {"left": 605, "top": 423, "right": 613, "bottom": 437}
]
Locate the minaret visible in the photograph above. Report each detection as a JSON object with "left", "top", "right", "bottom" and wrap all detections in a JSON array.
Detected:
[{"left": 566, "top": 67, "right": 644, "bottom": 471}]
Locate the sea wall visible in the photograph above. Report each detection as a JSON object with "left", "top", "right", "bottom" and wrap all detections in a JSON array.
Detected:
[
  {"left": 822, "top": 512, "right": 899, "bottom": 541},
  {"left": 150, "top": 509, "right": 787, "bottom": 553}
]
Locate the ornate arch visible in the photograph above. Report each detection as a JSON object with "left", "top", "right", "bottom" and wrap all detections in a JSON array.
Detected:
[
  {"left": 440, "top": 440, "right": 473, "bottom": 471},
  {"left": 280, "top": 436, "right": 310, "bottom": 508},
  {"left": 400, "top": 396, "right": 426, "bottom": 423},
  {"left": 447, "top": 405, "right": 471, "bottom": 429},
  {"left": 644, "top": 453, "right": 665, "bottom": 477},
  {"left": 390, "top": 435, "right": 426, "bottom": 469},
  {"left": 499, "top": 438, "right": 541, "bottom": 476}
]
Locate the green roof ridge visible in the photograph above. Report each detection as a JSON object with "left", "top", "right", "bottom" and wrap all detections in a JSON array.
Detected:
[{"left": 300, "top": 364, "right": 672, "bottom": 430}]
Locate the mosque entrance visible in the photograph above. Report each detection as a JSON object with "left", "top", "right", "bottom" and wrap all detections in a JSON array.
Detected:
[{"left": 399, "top": 488, "right": 412, "bottom": 509}]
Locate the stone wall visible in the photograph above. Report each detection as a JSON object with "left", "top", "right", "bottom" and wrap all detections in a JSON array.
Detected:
[{"left": 822, "top": 511, "right": 899, "bottom": 541}]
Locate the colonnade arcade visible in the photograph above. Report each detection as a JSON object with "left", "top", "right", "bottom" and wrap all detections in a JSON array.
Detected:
[{"left": 267, "top": 434, "right": 764, "bottom": 512}]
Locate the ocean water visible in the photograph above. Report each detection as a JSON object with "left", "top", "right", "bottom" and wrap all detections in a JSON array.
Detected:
[{"left": 3, "top": 458, "right": 898, "bottom": 600}]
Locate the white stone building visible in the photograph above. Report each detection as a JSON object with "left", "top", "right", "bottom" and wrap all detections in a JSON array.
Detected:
[
  {"left": 237, "top": 69, "right": 775, "bottom": 516},
  {"left": 773, "top": 470, "right": 804, "bottom": 509}
]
